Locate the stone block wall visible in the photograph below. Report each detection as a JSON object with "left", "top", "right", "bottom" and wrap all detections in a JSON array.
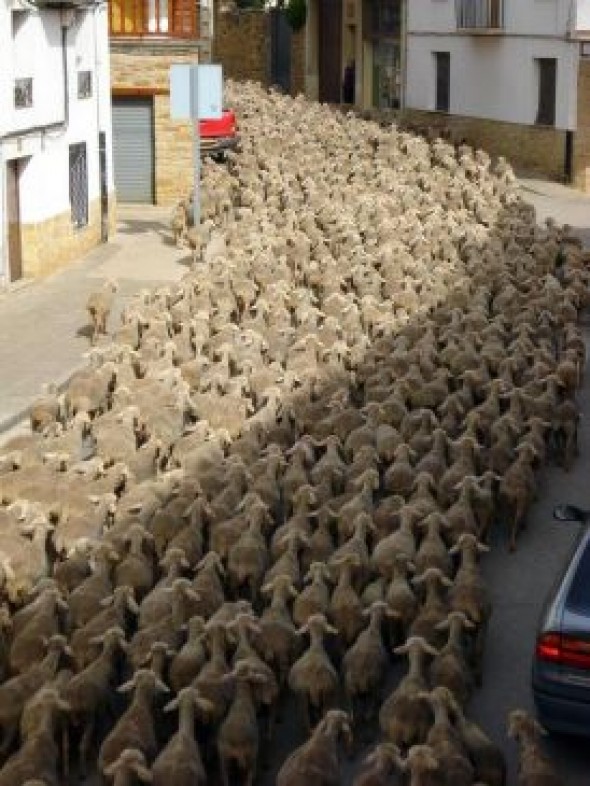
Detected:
[
  {"left": 574, "top": 59, "right": 590, "bottom": 192},
  {"left": 213, "top": 10, "right": 269, "bottom": 85},
  {"left": 213, "top": 8, "right": 306, "bottom": 97},
  {"left": 111, "top": 43, "right": 204, "bottom": 206},
  {"left": 20, "top": 197, "right": 116, "bottom": 278},
  {"left": 400, "top": 109, "right": 567, "bottom": 182}
]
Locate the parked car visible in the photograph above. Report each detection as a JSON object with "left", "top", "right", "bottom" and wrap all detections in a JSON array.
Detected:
[
  {"left": 532, "top": 504, "right": 590, "bottom": 736},
  {"left": 199, "top": 109, "right": 238, "bottom": 159}
]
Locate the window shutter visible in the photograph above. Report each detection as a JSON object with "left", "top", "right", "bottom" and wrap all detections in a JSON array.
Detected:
[{"left": 171, "top": 0, "right": 196, "bottom": 36}]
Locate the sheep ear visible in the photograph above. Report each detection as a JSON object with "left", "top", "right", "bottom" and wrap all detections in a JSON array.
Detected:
[
  {"left": 100, "top": 594, "right": 114, "bottom": 608},
  {"left": 117, "top": 678, "right": 136, "bottom": 693},
  {"left": 134, "top": 762, "right": 153, "bottom": 782},
  {"left": 164, "top": 696, "right": 180, "bottom": 713}
]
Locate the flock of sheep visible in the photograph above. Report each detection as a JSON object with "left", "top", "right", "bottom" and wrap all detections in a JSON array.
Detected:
[{"left": 0, "top": 80, "right": 587, "bottom": 786}]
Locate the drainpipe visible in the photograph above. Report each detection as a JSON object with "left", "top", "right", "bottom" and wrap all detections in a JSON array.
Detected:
[
  {"left": 0, "top": 145, "right": 6, "bottom": 284},
  {"left": 400, "top": 0, "right": 408, "bottom": 113}
]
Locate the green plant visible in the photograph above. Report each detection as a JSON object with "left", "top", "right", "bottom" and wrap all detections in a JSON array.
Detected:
[{"left": 285, "top": 0, "right": 307, "bottom": 31}]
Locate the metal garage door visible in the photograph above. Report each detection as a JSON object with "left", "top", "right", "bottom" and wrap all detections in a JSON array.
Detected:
[{"left": 112, "top": 97, "right": 154, "bottom": 203}]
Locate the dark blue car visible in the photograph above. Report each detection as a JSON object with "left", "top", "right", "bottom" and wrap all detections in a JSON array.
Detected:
[{"left": 532, "top": 505, "right": 590, "bottom": 736}]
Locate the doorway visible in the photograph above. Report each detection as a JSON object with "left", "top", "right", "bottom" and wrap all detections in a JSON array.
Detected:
[
  {"left": 318, "top": 0, "right": 343, "bottom": 103},
  {"left": 6, "top": 159, "right": 23, "bottom": 282},
  {"left": 270, "top": 8, "right": 292, "bottom": 93}
]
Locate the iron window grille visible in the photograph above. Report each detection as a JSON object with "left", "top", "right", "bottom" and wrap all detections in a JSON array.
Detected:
[
  {"left": 69, "top": 143, "right": 89, "bottom": 229},
  {"left": 14, "top": 78, "right": 33, "bottom": 109},
  {"left": 78, "top": 70, "right": 93, "bottom": 99}
]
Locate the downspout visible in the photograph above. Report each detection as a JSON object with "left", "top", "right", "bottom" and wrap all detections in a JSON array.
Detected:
[
  {"left": 0, "top": 145, "right": 6, "bottom": 284},
  {"left": 400, "top": 0, "right": 408, "bottom": 113}
]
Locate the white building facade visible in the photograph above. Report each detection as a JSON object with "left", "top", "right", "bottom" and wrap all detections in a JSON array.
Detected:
[
  {"left": 404, "top": 0, "right": 590, "bottom": 186},
  {"left": 0, "top": 0, "right": 115, "bottom": 283}
]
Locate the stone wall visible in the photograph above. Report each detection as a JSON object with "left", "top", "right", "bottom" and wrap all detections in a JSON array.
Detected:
[
  {"left": 400, "top": 109, "right": 567, "bottom": 182},
  {"left": 111, "top": 43, "right": 204, "bottom": 206},
  {"left": 574, "top": 59, "right": 590, "bottom": 192},
  {"left": 213, "top": 10, "right": 269, "bottom": 85},
  {"left": 20, "top": 196, "right": 116, "bottom": 278},
  {"left": 213, "top": 8, "right": 306, "bottom": 97}
]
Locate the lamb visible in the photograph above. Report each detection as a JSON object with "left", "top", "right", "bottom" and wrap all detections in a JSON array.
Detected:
[
  {"left": 169, "top": 615, "right": 207, "bottom": 692},
  {"left": 98, "top": 668, "right": 170, "bottom": 774},
  {"left": 276, "top": 709, "right": 353, "bottom": 786},
  {"left": 429, "top": 611, "right": 475, "bottom": 706},
  {"left": 8, "top": 586, "right": 67, "bottom": 674},
  {"left": 259, "top": 574, "right": 299, "bottom": 685},
  {"left": 422, "top": 686, "right": 474, "bottom": 786},
  {"left": 508, "top": 709, "right": 564, "bottom": 786}
]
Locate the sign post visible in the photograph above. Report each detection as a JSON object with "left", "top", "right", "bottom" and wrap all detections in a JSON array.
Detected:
[
  {"left": 170, "top": 64, "right": 223, "bottom": 231},
  {"left": 189, "top": 66, "right": 201, "bottom": 228}
]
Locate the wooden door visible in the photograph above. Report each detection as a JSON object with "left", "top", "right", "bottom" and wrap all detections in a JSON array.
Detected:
[
  {"left": 6, "top": 160, "right": 22, "bottom": 282},
  {"left": 318, "top": 0, "right": 343, "bottom": 104}
]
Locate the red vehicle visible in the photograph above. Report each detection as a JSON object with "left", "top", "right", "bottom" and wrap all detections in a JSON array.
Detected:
[{"left": 198, "top": 109, "right": 238, "bottom": 158}]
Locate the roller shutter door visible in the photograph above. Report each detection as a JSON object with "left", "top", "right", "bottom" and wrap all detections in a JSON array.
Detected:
[{"left": 112, "top": 97, "right": 154, "bottom": 203}]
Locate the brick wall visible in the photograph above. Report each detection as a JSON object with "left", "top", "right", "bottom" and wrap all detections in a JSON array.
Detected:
[
  {"left": 574, "top": 60, "right": 590, "bottom": 192},
  {"left": 400, "top": 109, "right": 566, "bottom": 182},
  {"left": 111, "top": 43, "right": 204, "bottom": 206}
]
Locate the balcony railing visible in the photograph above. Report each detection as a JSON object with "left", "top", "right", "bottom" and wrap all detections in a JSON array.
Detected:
[
  {"left": 456, "top": 0, "right": 504, "bottom": 31},
  {"left": 109, "top": 0, "right": 198, "bottom": 38}
]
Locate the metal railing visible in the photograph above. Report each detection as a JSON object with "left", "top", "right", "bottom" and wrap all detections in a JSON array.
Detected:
[
  {"left": 456, "top": 0, "right": 504, "bottom": 30},
  {"left": 109, "top": 0, "right": 198, "bottom": 38}
]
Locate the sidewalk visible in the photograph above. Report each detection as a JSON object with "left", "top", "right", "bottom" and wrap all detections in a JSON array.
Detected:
[
  {"left": 0, "top": 180, "right": 589, "bottom": 441},
  {"left": 0, "top": 205, "right": 189, "bottom": 437},
  {"left": 519, "top": 177, "right": 590, "bottom": 247}
]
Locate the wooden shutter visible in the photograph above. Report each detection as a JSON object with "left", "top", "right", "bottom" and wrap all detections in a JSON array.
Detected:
[{"left": 171, "top": 0, "right": 196, "bottom": 36}]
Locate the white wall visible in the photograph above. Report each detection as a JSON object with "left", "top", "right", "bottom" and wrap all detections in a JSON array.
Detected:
[
  {"left": 406, "top": 1, "right": 579, "bottom": 130},
  {"left": 409, "top": 0, "right": 572, "bottom": 36},
  {"left": 406, "top": 35, "right": 578, "bottom": 129},
  {"left": 0, "top": 2, "right": 114, "bottom": 281},
  {"left": 575, "top": 0, "right": 590, "bottom": 31}
]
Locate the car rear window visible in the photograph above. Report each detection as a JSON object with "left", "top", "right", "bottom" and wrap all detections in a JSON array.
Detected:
[{"left": 565, "top": 541, "right": 590, "bottom": 615}]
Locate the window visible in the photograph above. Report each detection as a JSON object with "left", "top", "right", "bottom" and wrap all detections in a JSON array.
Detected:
[
  {"left": 69, "top": 143, "right": 88, "bottom": 229},
  {"left": 536, "top": 58, "right": 557, "bottom": 126},
  {"left": 435, "top": 52, "right": 450, "bottom": 112},
  {"left": 109, "top": 0, "right": 196, "bottom": 37},
  {"left": 77, "top": 71, "right": 92, "bottom": 99},
  {"left": 14, "top": 78, "right": 32, "bottom": 109}
]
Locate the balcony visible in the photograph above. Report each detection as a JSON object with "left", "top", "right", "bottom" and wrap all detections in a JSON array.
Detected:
[
  {"left": 456, "top": 0, "right": 504, "bottom": 34},
  {"left": 109, "top": 0, "right": 198, "bottom": 38}
]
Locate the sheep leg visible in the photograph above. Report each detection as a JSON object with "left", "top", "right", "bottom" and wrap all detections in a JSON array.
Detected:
[
  {"left": 0, "top": 722, "right": 16, "bottom": 757},
  {"left": 61, "top": 725, "right": 70, "bottom": 778},
  {"left": 219, "top": 755, "right": 231, "bottom": 786},
  {"left": 78, "top": 717, "right": 95, "bottom": 776}
]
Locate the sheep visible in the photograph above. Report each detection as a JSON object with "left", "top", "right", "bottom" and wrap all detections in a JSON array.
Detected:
[
  {"left": 114, "top": 523, "right": 155, "bottom": 601},
  {"left": 8, "top": 586, "right": 67, "bottom": 674},
  {"left": 67, "top": 542, "right": 118, "bottom": 629},
  {"left": 342, "top": 600, "right": 391, "bottom": 730},
  {"left": 288, "top": 613, "right": 339, "bottom": 731},
  {"left": 29, "top": 383, "right": 63, "bottom": 434},
  {"left": 293, "top": 561, "right": 332, "bottom": 627},
  {"left": 151, "top": 686, "right": 212, "bottom": 786},
  {"left": 409, "top": 567, "right": 453, "bottom": 647},
  {"left": 439, "top": 688, "right": 506, "bottom": 786},
  {"left": 169, "top": 615, "right": 207, "bottom": 692},
  {"left": 98, "top": 668, "right": 170, "bottom": 774},
  {"left": 0, "top": 687, "right": 70, "bottom": 786},
  {"left": 276, "top": 709, "right": 353, "bottom": 786},
  {"left": 0, "top": 635, "right": 71, "bottom": 756},
  {"left": 400, "top": 744, "right": 441, "bottom": 786},
  {"left": 429, "top": 611, "right": 475, "bottom": 706},
  {"left": 507, "top": 709, "right": 564, "bottom": 786},
  {"left": 329, "top": 553, "right": 365, "bottom": 646},
  {"left": 86, "top": 280, "right": 118, "bottom": 344},
  {"left": 217, "top": 660, "right": 270, "bottom": 786},
  {"left": 259, "top": 574, "right": 299, "bottom": 685},
  {"left": 421, "top": 686, "right": 474, "bottom": 786},
  {"left": 379, "top": 636, "right": 436, "bottom": 748},
  {"left": 61, "top": 625, "right": 128, "bottom": 776},
  {"left": 352, "top": 743, "right": 403, "bottom": 786}
]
